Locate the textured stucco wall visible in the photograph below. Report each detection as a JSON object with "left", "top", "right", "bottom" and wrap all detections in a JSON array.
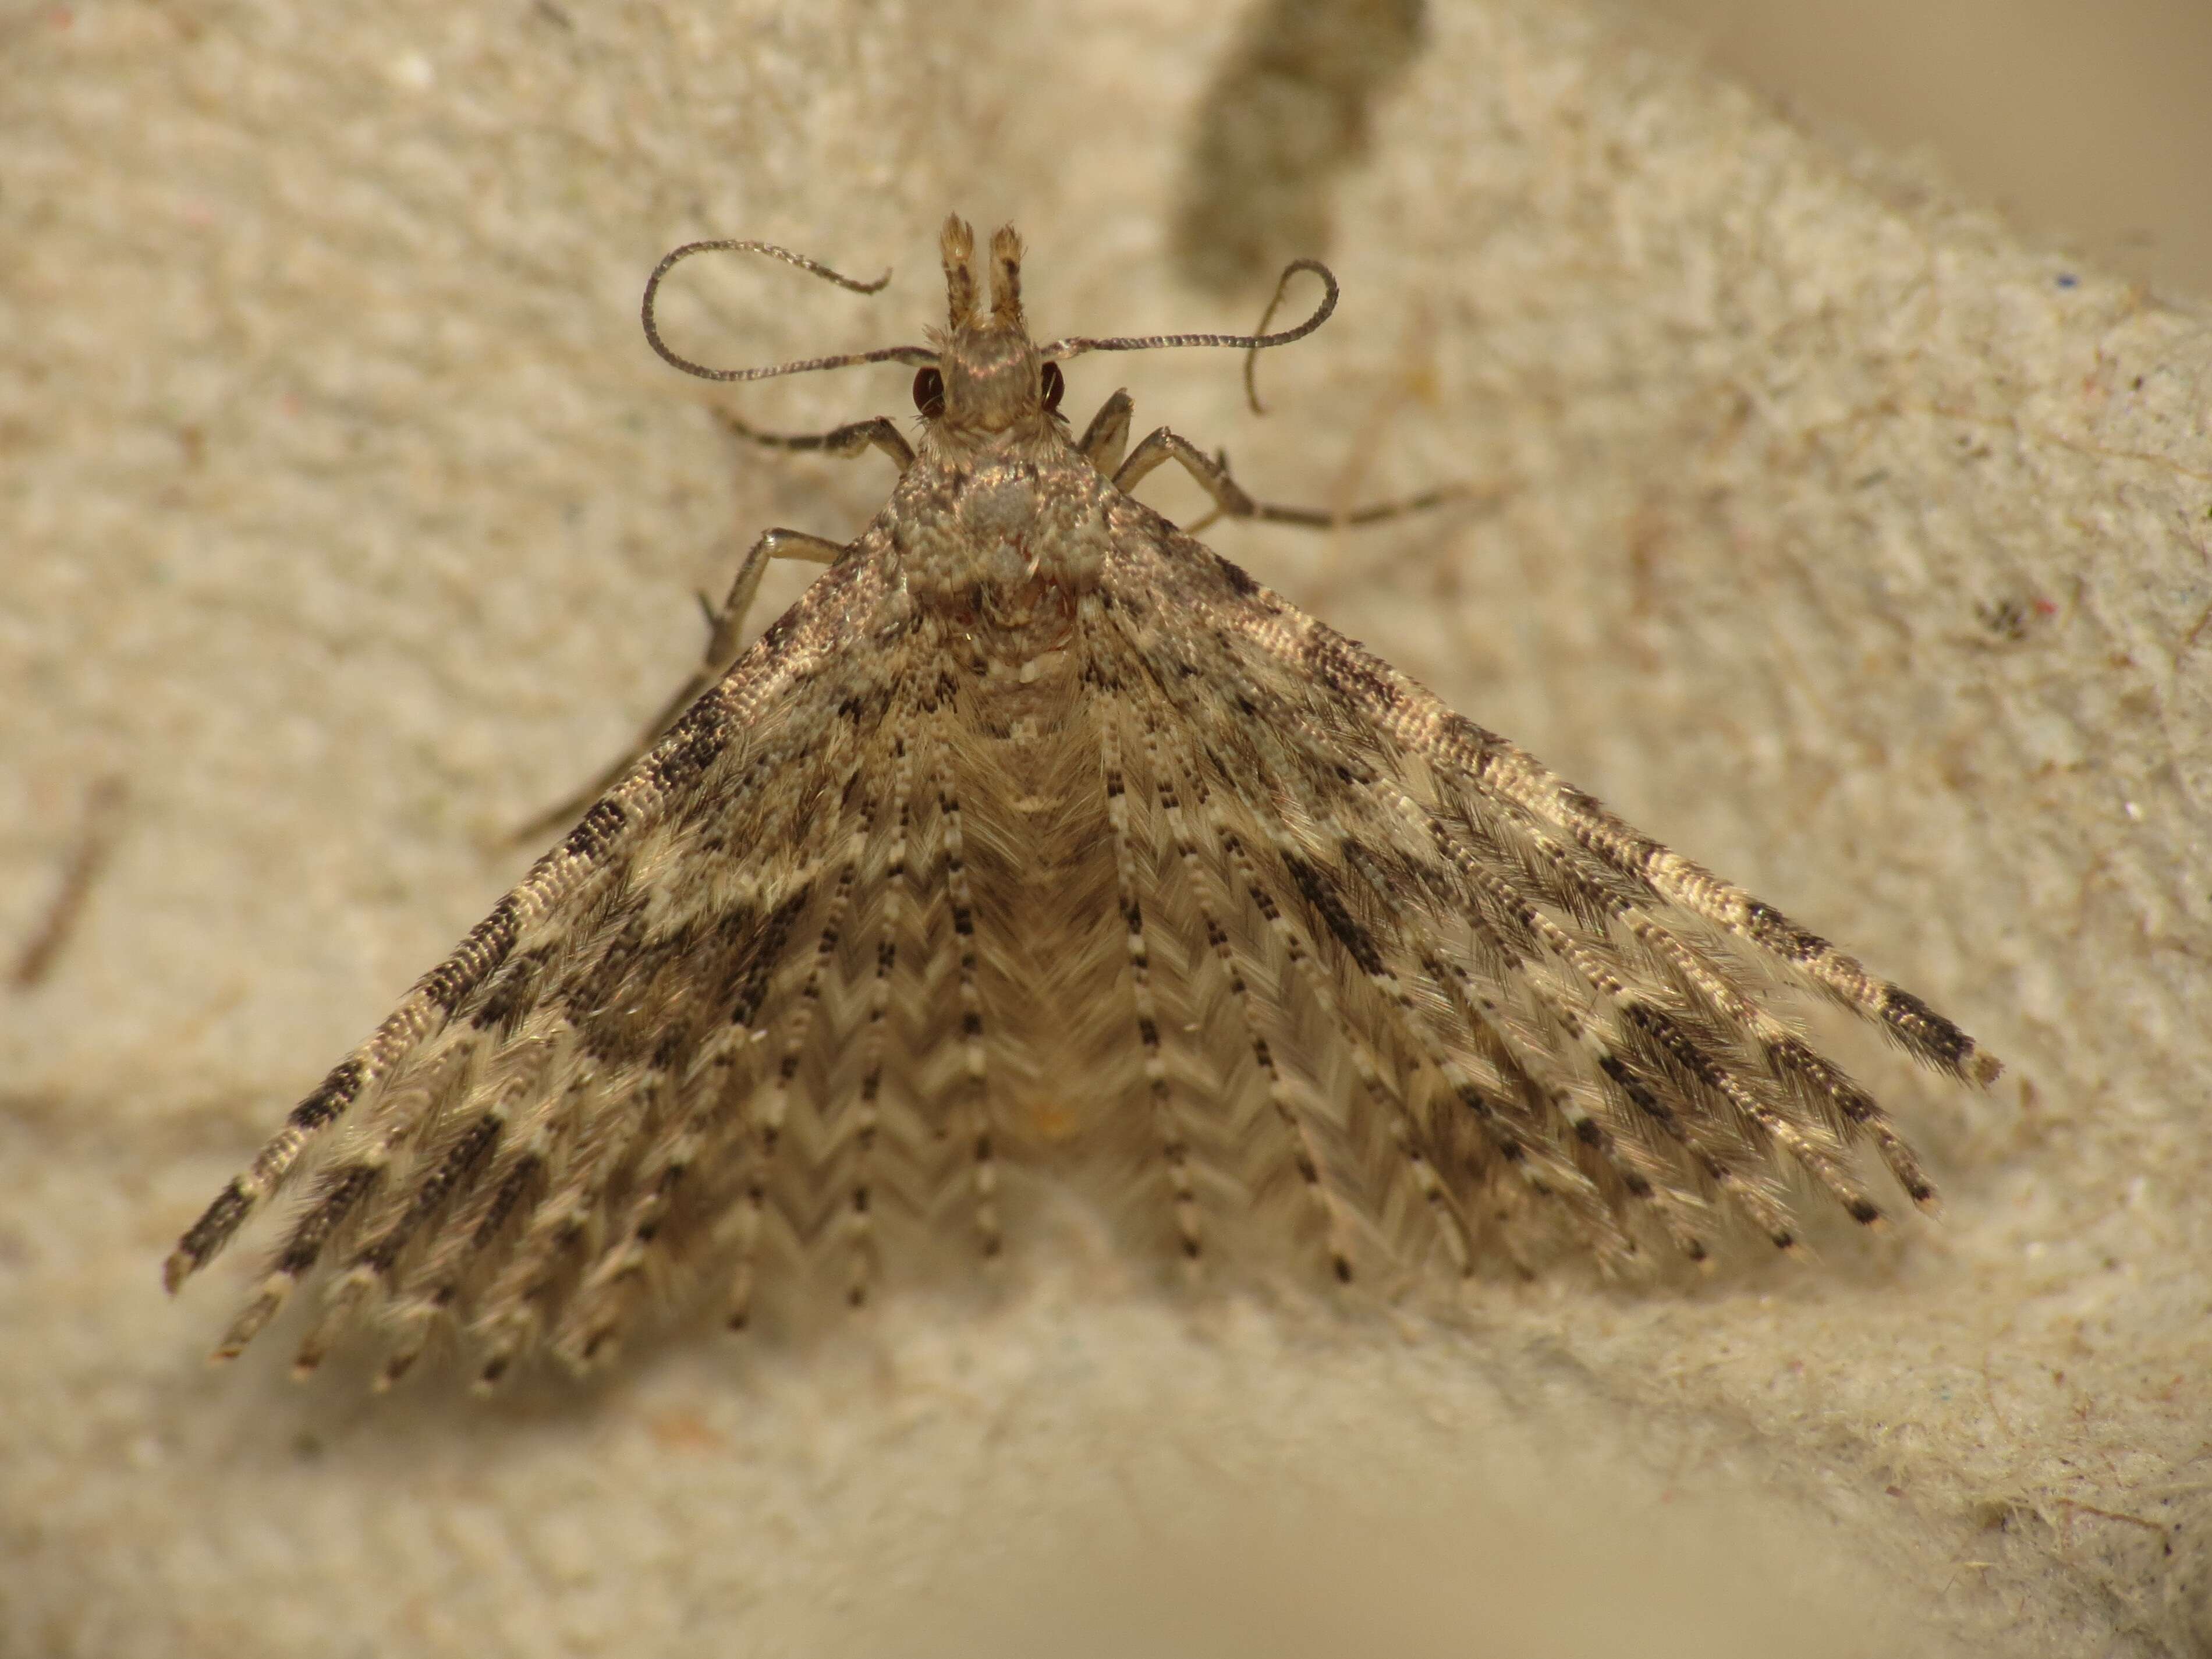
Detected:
[{"left": 4, "top": 2, "right": 2207, "bottom": 1654}]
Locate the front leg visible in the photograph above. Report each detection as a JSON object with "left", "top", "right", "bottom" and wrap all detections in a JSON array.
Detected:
[
  {"left": 717, "top": 411, "right": 914, "bottom": 472},
  {"left": 511, "top": 403, "right": 916, "bottom": 844},
  {"left": 1076, "top": 389, "right": 1134, "bottom": 474},
  {"left": 508, "top": 527, "right": 844, "bottom": 843},
  {"left": 1111, "top": 426, "right": 1460, "bottom": 528}
]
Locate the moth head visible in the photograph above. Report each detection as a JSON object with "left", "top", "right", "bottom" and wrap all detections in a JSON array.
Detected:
[
  {"left": 638, "top": 221, "right": 1339, "bottom": 446},
  {"left": 917, "top": 215, "right": 1065, "bottom": 441}
]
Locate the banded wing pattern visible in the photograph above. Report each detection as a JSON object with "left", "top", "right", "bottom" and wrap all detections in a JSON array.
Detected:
[
  {"left": 1097, "top": 499, "right": 1997, "bottom": 1268},
  {"left": 165, "top": 498, "right": 1994, "bottom": 1388}
]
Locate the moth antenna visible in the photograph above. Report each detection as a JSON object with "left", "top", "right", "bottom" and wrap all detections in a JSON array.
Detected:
[
  {"left": 1239, "top": 259, "right": 1308, "bottom": 416},
  {"left": 1037, "top": 257, "right": 1338, "bottom": 364},
  {"left": 641, "top": 238, "right": 937, "bottom": 384}
]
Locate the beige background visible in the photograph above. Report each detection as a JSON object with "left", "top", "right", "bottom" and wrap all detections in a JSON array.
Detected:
[
  {"left": 3, "top": 1, "right": 2208, "bottom": 1655},
  {"left": 1637, "top": 0, "right": 2212, "bottom": 299}
]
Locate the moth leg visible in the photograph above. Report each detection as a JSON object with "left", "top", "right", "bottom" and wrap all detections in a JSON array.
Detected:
[
  {"left": 715, "top": 410, "right": 915, "bottom": 472},
  {"left": 506, "top": 527, "right": 845, "bottom": 843},
  {"left": 509, "top": 410, "right": 905, "bottom": 845},
  {"left": 1112, "top": 426, "right": 1458, "bottom": 528},
  {"left": 1076, "top": 389, "right": 1134, "bottom": 474}
]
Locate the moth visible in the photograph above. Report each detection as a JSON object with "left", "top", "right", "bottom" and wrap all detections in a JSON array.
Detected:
[{"left": 165, "top": 216, "right": 2000, "bottom": 1388}]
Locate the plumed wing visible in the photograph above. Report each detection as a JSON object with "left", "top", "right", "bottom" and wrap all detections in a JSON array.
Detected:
[
  {"left": 169, "top": 543, "right": 1298, "bottom": 1387},
  {"left": 1088, "top": 491, "right": 2000, "bottom": 1271},
  {"left": 169, "top": 494, "right": 2004, "bottom": 1387},
  {"left": 164, "top": 553, "right": 953, "bottom": 1384}
]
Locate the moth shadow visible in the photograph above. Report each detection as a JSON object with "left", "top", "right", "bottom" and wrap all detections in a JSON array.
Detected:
[{"left": 1168, "top": 0, "right": 1430, "bottom": 297}]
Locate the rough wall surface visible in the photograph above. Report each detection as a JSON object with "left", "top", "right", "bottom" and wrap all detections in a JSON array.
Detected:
[{"left": 3, "top": 1, "right": 2206, "bottom": 1653}]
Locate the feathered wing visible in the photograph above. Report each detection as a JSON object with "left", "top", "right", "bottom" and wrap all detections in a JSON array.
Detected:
[
  {"left": 164, "top": 551, "right": 959, "bottom": 1384},
  {"left": 165, "top": 537, "right": 1362, "bottom": 1384},
  {"left": 1087, "top": 493, "right": 2001, "bottom": 1273},
  {"left": 169, "top": 497, "right": 2001, "bottom": 1383}
]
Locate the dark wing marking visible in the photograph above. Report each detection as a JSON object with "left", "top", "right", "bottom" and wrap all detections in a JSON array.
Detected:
[
  {"left": 171, "top": 479, "right": 2004, "bottom": 1382},
  {"left": 166, "top": 554, "right": 910, "bottom": 1374},
  {"left": 1096, "top": 492, "right": 1998, "bottom": 1259}
]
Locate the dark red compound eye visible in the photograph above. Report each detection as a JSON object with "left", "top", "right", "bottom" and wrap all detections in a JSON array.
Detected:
[
  {"left": 912, "top": 366, "right": 945, "bottom": 418},
  {"left": 1040, "top": 360, "right": 1064, "bottom": 413}
]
